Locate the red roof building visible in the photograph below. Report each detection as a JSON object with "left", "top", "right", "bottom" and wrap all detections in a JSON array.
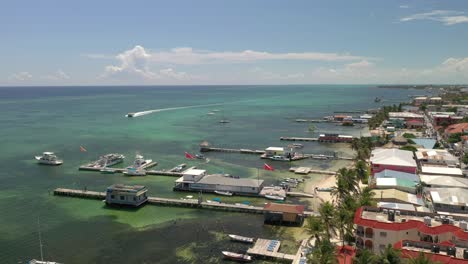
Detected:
[
  {"left": 445, "top": 123, "right": 468, "bottom": 137},
  {"left": 354, "top": 206, "right": 468, "bottom": 258}
]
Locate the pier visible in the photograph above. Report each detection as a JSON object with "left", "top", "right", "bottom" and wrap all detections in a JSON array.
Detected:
[
  {"left": 280, "top": 137, "right": 318, "bottom": 142},
  {"left": 53, "top": 188, "right": 317, "bottom": 216},
  {"left": 289, "top": 167, "right": 336, "bottom": 175},
  {"left": 246, "top": 238, "right": 309, "bottom": 263},
  {"left": 79, "top": 161, "right": 158, "bottom": 172},
  {"left": 200, "top": 147, "right": 265, "bottom": 154}
]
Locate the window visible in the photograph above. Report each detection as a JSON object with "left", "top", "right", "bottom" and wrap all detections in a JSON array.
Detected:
[
  {"left": 379, "top": 244, "right": 386, "bottom": 251},
  {"left": 380, "top": 232, "right": 387, "bottom": 237},
  {"left": 111, "top": 195, "right": 115, "bottom": 199},
  {"left": 133, "top": 197, "right": 136, "bottom": 201},
  {"left": 120, "top": 195, "right": 125, "bottom": 200}
]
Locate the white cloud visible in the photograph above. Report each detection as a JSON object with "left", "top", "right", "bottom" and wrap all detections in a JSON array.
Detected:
[
  {"left": 400, "top": 10, "right": 468, "bottom": 25},
  {"left": 249, "top": 67, "right": 304, "bottom": 80},
  {"left": 159, "top": 68, "right": 191, "bottom": 80},
  {"left": 9, "top": 71, "right": 32, "bottom": 81},
  {"left": 399, "top": 5, "right": 409, "bottom": 9},
  {"left": 95, "top": 45, "right": 370, "bottom": 67},
  {"left": 43, "top": 69, "right": 70, "bottom": 80},
  {"left": 102, "top": 45, "right": 157, "bottom": 80}
]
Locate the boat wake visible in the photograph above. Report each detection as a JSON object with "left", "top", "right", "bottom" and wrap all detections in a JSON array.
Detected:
[{"left": 126, "top": 103, "right": 225, "bottom": 117}]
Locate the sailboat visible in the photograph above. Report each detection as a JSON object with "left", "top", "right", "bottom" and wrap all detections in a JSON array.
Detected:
[
  {"left": 29, "top": 219, "right": 62, "bottom": 264},
  {"left": 219, "top": 109, "right": 230, "bottom": 123}
]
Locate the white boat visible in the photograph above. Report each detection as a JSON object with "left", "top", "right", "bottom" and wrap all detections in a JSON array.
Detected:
[
  {"left": 127, "top": 154, "right": 152, "bottom": 169},
  {"left": 228, "top": 234, "right": 255, "bottom": 243},
  {"left": 29, "top": 261, "right": 62, "bottom": 264},
  {"left": 35, "top": 152, "right": 63, "bottom": 166},
  {"left": 269, "top": 155, "right": 290, "bottom": 161},
  {"left": 124, "top": 168, "right": 146, "bottom": 176},
  {"left": 221, "top": 251, "right": 252, "bottom": 262},
  {"left": 219, "top": 119, "right": 230, "bottom": 123},
  {"left": 214, "top": 190, "right": 233, "bottom": 196},
  {"left": 265, "top": 194, "right": 285, "bottom": 201}
]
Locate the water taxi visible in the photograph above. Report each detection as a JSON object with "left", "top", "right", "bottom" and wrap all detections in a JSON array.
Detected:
[
  {"left": 221, "top": 251, "right": 252, "bottom": 262},
  {"left": 35, "top": 152, "right": 63, "bottom": 166}
]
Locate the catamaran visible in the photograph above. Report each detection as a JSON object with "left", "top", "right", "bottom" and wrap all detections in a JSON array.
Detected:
[{"left": 35, "top": 152, "right": 63, "bottom": 166}]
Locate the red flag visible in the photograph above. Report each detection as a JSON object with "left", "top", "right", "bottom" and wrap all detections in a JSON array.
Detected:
[
  {"left": 263, "top": 163, "right": 274, "bottom": 171},
  {"left": 185, "top": 152, "right": 195, "bottom": 159},
  {"left": 80, "top": 146, "right": 87, "bottom": 152}
]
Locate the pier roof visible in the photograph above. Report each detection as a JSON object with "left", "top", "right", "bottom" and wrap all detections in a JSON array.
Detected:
[
  {"left": 197, "top": 174, "right": 264, "bottom": 187},
  {"left": 264, "top": 203, "right": 305, "bottom": 214}
]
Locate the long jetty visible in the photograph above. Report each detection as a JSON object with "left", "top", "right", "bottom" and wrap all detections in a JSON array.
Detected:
[
  {"left": 53, "top": 188, "right": 317, "bottom": 216},
  {"left": 200, "top": 147, "right": 265, "bottom": 154},
  {"left": 78, "top": 162, "right": 190, "bottom": 177},
  {"left": 280, "top": 136, "right": 318, "bottom": 142}
]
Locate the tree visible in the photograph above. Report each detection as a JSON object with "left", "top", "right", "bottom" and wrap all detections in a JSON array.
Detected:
[
  {"left": 353, "top": 249, "right": 378, "bottom": 264},
  {"left": 402, "top": 133, "right": 416, "bottom": 139},
  {"left": 358, "top": 187, "right": 377, "bottom": 207},
  {"left": 377, "top": 244, "right": 402, "bottom": 264},
  {"left": 406, "top": 252, "right": 439, "bottom": 264},
  {"left": 318, "top": 202, "right": 337, "bottom": 240},
  {"left": 355, "top": 160, "right": 369, "bottom": 183},
  {"left": 463, "top": 153, "right": 468, "bottom": 165},
  {"left": 306, "top": 216, "right": 325, "bottom": 244},
  {"left": 399, "top": 145, "right": 418, "bottom": 152},
  {"left": 308, "top": 239, "right": 338, "bottom": 264}
]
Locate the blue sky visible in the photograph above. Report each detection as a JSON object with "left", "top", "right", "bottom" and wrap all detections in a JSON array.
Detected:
[{"left": 1, "top": 0, "right": 468, "bottom": 85}]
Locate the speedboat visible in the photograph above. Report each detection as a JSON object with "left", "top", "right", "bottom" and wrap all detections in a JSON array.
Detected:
[
  {"left": 126, "top": 112, "right": 136, "bottom": 117},
  {"left": 195, "top": 154, "right": 205, "bottom": 159},
  {"left": 265, "top": 194, "right": 285, "bottom": 201},
  {"left": 214, "top": 190, "right": 233, "bottom": 196},
  {"left": 221, "top": 251, "right": 252, "bottom": 262},
  {"left": 228, "top": 234, "right": 255, "bottom": 243},
  {"left": 35, "top": 152, "right": 63, "bottom": 166},
  {"left": 124, "top": 168, "right": 146, "bottom": 176},
  {"left": 127, "top": 154, "right": 152, "bottom": 169}
]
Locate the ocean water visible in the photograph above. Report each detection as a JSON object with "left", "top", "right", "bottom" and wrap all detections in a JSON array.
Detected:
[{"left": 0, "top": 85, "right": 418, "bottom": 263}]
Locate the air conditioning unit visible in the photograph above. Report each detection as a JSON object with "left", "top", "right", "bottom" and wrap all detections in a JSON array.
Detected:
[
  {"left": 395, "top": 210, "right": 401, "bottom": 216},
  {"left": 424, "top": 216, "right": 432, "bottom": 226},
  {"left": 401, "top": 218, "right": 407, "bottom": 223},
  {"left": 460, "top": 221, "right": 468, "bottom": 230},
  {"left": 383, "top": 209, "right": 388, "bottom": 214}
]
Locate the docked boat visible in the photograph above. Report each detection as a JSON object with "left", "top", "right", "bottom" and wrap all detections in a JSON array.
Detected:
[
  {"left": 96, "top": 153, "right": 125, "bottom": 167},
  {"left": 228, "top": 234, "right": 255, "bottom": 243},
  {"left": 195, "top": 154, "right": 205, "bottom": 159},
  {"left": 124, "top": 167, "right": 146, "bottom": 176},
  {"left": 265, "top": 194, "right": 285, "bottom": 201},
  {"left": 269, "top": 155, "right": 290, "bottom": 161},
  {"left": 127, "top": 154, "right": 152, "bottom": 169},
  {"left": 221, "top": 251, "right": 252, "bottom": 262},
  {"left": 100, "top": 167, "right": 115, "bottom": 174},
  {"left": 29, "top": 260, "right": 62, "bottom": 264},
  {"left": 214, "top": 190, "right": 233, "bottom": 196},
  {"left": 35, "top": 152, "right": 63, "bottom": 166}
]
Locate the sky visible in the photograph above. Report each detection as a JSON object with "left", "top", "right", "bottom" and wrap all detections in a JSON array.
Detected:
[{"left": 1, "top": 0, "right": 468, "bottom": 86}]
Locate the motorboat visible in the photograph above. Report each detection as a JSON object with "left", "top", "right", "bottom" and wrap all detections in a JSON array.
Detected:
[
  {"left": 126, "top": 112, "right": 136, "bottom": 117},
  {"left": 100, "top": 167, "right": 115, "bottom": 174},
  {"left": 124, "top": 168, "right": 146, "bottom": 176},
  {"left": 219, "top": 119, "right": 230, "bottom": 123},
  {"left": 35, "top": 152, "right": 63, "bottom": 166},
  {"left": 264, "top": 194, "right": 285, "bottom": 201},
  {"left": 228, "top": 234, "right": 255, "bottom": 243},
  {"left": 195, "top": 154, "right": 205, "bottom": 159},
  {"left": 269, "top": 155, "right": 290, "bottom": 161},
  {"left": 221, "top": 251, "right": 252, "bottom": 262},
  {"left": 214, "top": 190, "right": 233, "bottom": 196},
  {"left": 127, "top": 154, "right": 152, "bottom": 169}
]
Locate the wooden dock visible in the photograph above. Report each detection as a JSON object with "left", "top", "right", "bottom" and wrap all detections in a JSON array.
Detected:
[
  {"left": 247, "top": 239, "right": 295, "bottom": 261},
  {"left": 289, "top": 167, "right": 336, "bottom": 175},
  {"left": 79, "top": 161, "right": 158, "bottom": 172},
  {"left": 200, "top": 147, "right": 265, "bottom": 154},
  {"left": 53, "top": 188, "right": 318, "bottom": 216}
]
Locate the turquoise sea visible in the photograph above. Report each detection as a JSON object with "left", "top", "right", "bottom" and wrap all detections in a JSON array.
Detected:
[{"left": 0, "top": 85, "right": 420, "bottom": 263}]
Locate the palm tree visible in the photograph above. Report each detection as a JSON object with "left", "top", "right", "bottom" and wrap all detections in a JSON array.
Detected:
[
  {"left": 377, "top": 244, "right": 402, "bottom": 264},
  {"left": 406, "top": 252, "right": 439, "bottom": 264},
  {"left": 359, "top": 186, "right": 377, "bottom": 207},
  {"left": 335, "top": 205, "right": 351, "bottom": 247},
  {"left": 355, "top": 160, "right": 369, "bottom": 183},
  {"left": 353, "top": 249, "right": 378, "bottom": 264},
  {"left": 308, "top": 239, "right": 337, "bottom": 264},
  {"left": 306, "top": 216, "right": 325, "bottom": 244},
  {"left": 318, "top": 202, "right": 337, "bottom": 240}
]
